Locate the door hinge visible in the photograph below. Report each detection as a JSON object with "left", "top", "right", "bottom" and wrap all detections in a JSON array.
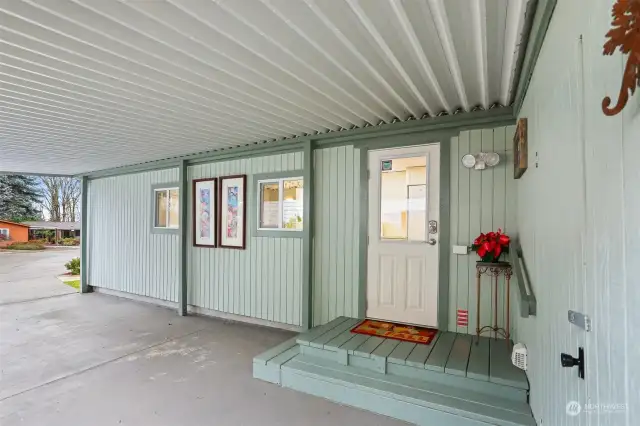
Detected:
[
  {"left": 367, "top": 236, "right": 369, "bottom": 245},
  {"left": 367, "top": 169, "right": 370, "bottom": 180}
]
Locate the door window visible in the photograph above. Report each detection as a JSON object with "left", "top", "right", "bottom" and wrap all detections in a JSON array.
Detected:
[{"left": 379, "top": 156, "right": 427, "bottom": 241}]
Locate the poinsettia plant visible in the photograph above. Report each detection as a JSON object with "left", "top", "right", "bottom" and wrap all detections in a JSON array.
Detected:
[{"left": 471, "top": 229, "right": 510, "bottom": 262}]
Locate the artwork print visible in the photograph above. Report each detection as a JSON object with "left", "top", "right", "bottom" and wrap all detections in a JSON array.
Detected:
[
  {"left": 199, "top": 188, "right": 211, "bottom": 238},
  {"left": 192, "top": 178, "right": 217, "bottom": 247},
  {"left": 219, "top": 175, "right": 246, "bottom": 249},
  {"left": 226, "top": 186, "right": 239, "bottom": 238}
]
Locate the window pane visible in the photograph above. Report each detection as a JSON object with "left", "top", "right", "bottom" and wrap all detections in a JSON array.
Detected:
[
  {"left": 155, "top": 190, "right": 167, "bottom": 227},
  {"left": 380, "top": 157, "right": 426, "bottom": 240},
  {"left": 168, "top": 189, "right": 179, "bottom": 228},
  {"left": 260, "top": 182, "right": 279, "bottom": 228},
  {"left": 282, "top": 178, "right": 303, "bottom": 230}
]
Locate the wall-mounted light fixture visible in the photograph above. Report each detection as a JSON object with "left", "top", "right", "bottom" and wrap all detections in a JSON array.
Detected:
[{"left": 461, "top": 152, "right": 500, "bottom": 170}]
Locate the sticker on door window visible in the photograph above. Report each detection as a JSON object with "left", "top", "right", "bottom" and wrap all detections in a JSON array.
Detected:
[{"left": 381, "top": 160, "right": 393, "bottom": 171}]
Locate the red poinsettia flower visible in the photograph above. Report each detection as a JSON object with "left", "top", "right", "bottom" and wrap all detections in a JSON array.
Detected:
[{"left": 471, "top": 229, "right": 511, "bottom": 262}]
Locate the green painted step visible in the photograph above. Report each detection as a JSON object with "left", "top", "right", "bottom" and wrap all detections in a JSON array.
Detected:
[{"left": 282, "top": 355, "right": 536, "bottom": 426}]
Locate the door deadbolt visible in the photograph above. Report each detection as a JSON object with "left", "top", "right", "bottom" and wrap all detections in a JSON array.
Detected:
[{"left": 428, "top": 220, "right": 438, "bottom": 234}]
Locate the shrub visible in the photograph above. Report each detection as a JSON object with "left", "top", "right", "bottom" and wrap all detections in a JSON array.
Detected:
[
  {"left": 29, "top": 238, "right": 48, "bottom": 245},
  {"left": 4, "top": 242, "right": 45, "bottom": 250},
  {"left": 0, "top": 234, "right": 8, "bottom": 241},
  {"left": 65, "top": 257, "right": 81, "bottom": 275},
  {"left": 61, "top": 237, "right": 80, "bottom": 246}
]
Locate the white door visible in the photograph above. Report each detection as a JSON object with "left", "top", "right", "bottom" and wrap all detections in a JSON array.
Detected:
[{"left": 366, "top": 144, "right": 440, "bottom": 327}]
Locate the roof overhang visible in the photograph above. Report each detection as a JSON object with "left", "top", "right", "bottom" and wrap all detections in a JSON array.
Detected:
[{"left": 1, "top": 0, "right": 541, "bottom": 176}]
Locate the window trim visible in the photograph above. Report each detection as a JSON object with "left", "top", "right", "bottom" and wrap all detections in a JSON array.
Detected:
[
  {"left": 150, "top": 182, "right": 180, "bottom": 235},
  {"left": 252, "top": 171, "right": 304, "bottom": 238}
]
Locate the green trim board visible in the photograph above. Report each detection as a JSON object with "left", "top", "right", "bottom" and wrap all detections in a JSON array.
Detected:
[
  {"left": 178, "top": 160, "right": 188, "bottom": 316},
  {"left": 84, "top": 108, "right": 516, "bottom": 180},
  {"left": 80, "top": 175, "right": 91, "bottom": 294},
  {"left": 513, "top": 0, "right": 558, "bottom": 115},
  {"left": 302, "top": 140, "right": 313, "bottom": 330}
]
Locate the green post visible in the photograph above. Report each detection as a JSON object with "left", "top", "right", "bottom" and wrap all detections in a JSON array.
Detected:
[
  {"left": 80, "top": 176, "right": 91, "bottom": 293},
  {"left": 178, "top": 160, "right": 188, "bottom": 316},
  {"left": 302, "top": 140, "right": 314, "bottom": 329}
]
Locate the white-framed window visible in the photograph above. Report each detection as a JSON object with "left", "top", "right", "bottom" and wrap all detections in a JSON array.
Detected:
[
  {"left": 154, "top": 187, "right": 179, "bottom": 229},
  {"left": 257, "top": 177, "right": 303, "bottom": 231},
  {"left": 0, "top": 228, "right": 9, "bottom": 240}
]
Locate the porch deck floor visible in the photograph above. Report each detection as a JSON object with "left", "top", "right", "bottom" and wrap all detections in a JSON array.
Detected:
[
  {"left": 254, "top": 317, "right": 534, "bottom": 426},
  {"left": 296, "top": 317, "right": 528, "bottom": 389}
]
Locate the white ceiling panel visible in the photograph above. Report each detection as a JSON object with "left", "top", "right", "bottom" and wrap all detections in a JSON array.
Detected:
[{"left": 0, "top": 0, "right": 531, "bottom": 175}]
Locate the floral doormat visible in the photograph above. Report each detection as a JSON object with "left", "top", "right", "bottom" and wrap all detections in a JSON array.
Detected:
[{"left": 351, "top": 319, "right": 438, "bottom": 345}]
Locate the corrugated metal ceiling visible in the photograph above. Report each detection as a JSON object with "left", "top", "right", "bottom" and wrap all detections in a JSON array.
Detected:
[{"left": 0, "top": 0, "right": 530, "bottom": 175}]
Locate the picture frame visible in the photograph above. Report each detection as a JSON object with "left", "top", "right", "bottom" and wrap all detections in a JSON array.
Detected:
[
  {"left": 219, "top": 174, "right": 247, "bottom": 249},
  {"left": 513, "top": 118, "right": 528, "bottom": 179},
  {"left": 192, "top": 178, "right": 217, "bottom": 247}
]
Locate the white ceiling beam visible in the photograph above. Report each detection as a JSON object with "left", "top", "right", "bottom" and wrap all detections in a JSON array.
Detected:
[
  {"left": 6, "top": 1, "right": 321, "bottom": 135},
  {"left": 304, "top": 0, "right": 412, "bottom": 121},
  {"left": 74, "top": 0, "right": 334, "bottom": 133},
  {"left": 501, "top": 0, "right": 526, "bottom": 106},
  {"left": 472, "top": 0, "right": 490, "bottom": 109},
  {"left": 259, "top": 0, "right": 393, "bottom": 123},
  {"left": 166, "top": 0, "right": 349, "bottom": 130},
  {"left": 346, "top": 0, "right": 429, "bottom": 118},
  {"left": 390, "top": 0, "right": 450, "bottom": 113},
  {"left": 0, "top": 58, "right": 291, "bottom": 140},
  {"left": 428, "top": 0, "right": 469, "bottom": 111},
  {"left": 211, "top": 0, "right": 372, "bottom": 126}
]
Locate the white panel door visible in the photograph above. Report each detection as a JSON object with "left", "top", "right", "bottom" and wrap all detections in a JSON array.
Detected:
[{"left": 366, "top": 144, "right": 440, "bottom": 327}]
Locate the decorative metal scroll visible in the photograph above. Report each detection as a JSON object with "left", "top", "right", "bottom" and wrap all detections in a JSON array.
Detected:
[{"left": 602, "top": 0, "right": 640, "bottom": 116}]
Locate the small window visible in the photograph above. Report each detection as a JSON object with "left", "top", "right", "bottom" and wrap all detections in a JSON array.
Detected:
[
  {"left": 0, "top": 228, "right": 9, "bottom": 240},
  {"left": 154, "top": 187, "right": 179, "bottom": 229},
  {"left": 257, "top": 177, "right": 303, "bottom": 231}
]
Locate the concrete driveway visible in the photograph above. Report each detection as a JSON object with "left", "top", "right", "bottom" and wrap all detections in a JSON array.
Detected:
[
  {"left": 0, "top": 251, "right": 406, "bottom": 426},
  {"left": 0, "top": 247, "right": 80, "bottom": 304}
]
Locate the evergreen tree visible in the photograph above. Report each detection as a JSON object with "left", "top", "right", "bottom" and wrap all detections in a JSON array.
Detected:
[{"left": 0, "top": 175, "right": 42, "bottom": 222}]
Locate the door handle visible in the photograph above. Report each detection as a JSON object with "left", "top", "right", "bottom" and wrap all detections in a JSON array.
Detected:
[{"left": 427, "top": 238, "right": 437, "bottom": 246}]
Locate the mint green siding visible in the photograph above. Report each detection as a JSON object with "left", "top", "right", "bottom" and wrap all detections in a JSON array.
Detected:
[
  {"left": 312, "top": 145, "right": 361, "bottom": 326},
  {"left": 88, "top": 168, "right": 180, "bottom": 302},
  {"left": 187, "top": 152, "right": 304, "bottom": 326}
]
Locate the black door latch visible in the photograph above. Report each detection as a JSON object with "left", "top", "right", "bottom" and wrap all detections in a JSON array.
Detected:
[{"left": 561, "top": 347, "right": 584, "bottom": 379}]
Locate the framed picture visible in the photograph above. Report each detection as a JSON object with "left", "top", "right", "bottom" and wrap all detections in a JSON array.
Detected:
[
  {"left": 513, "top": 118, "right": 528, "bottom": 179},
  {"left": 192, "top": 178, "right": 217, "bottom": 247},
  {"left": 219, "top": 175, "right": 247, "bottom": 249}
]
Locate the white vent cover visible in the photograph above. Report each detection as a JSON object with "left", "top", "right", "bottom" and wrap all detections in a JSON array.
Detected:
[{"left": 511, "top": 343, "right": 528, "bottom": 370}]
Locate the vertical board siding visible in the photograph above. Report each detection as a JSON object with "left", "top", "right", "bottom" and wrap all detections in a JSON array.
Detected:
[
  {"left": 89, "top": 168, "right": 180, "bottom": 301},
  {"left": 312, "top": 145, "right": 360, "bottom": 326},
  {"left": 515, "top": 0, "right": 635, "bottom": 424},
  {"left": 187, "top": 152, "right": 304, "bottom": 327},
  {"left": 448, "top": 126, "right": 517, "bottom": 335}
]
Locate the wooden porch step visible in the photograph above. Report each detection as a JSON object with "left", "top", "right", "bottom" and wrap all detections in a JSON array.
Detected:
[{"left": 281, "top": 354, "right": 536, "bottom": 426}]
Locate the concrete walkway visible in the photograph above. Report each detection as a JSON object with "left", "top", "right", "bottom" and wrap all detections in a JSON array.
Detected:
[
  {"left": 0, "top": 248, "right": 80, "bottom": 305},
  {"left": 0, "top": 286, "right": 406, "bottom": 425}
]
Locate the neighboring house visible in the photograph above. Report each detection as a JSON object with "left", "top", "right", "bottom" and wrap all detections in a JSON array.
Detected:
[
  {"left": 1, "top": 1, "right": 637, "bottom": 425},
  {"left": 23, "top": 221, "right": 81, "bottom": 240},
  {"left": 0, "top": 220, "right": 29, "bottom": 247}
]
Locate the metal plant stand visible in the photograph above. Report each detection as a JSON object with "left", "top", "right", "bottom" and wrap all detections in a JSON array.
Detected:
[{"left": 475, "top": 262, "right": 513, "bottom": 345}]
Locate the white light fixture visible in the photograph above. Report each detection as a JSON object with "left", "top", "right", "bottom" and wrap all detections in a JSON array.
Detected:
[{"left": 461, "top": 152, "right": 501, "bottom": 170}]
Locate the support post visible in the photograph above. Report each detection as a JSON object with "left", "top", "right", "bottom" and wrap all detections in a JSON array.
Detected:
[
  {"left": 178, "top": 160, "right": 188, "bottom": 316},
  {"left": 80, "top": 176, "right": 91, "bottom": 293},
  {"left": 302, "top": 140, "right": 314, "bottom": 329}
]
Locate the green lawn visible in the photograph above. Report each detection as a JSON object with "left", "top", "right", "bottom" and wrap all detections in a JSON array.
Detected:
[{"left": 64, "top": 280, "right": 80, "bottom": 290}]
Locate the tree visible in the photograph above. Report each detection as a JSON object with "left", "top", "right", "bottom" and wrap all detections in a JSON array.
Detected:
[
  {"left": 40, "top": 177, "right": 81, "bottom": 222},
  {"left": 0, "top": 175, "right": 42, "bottom": 222}
]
